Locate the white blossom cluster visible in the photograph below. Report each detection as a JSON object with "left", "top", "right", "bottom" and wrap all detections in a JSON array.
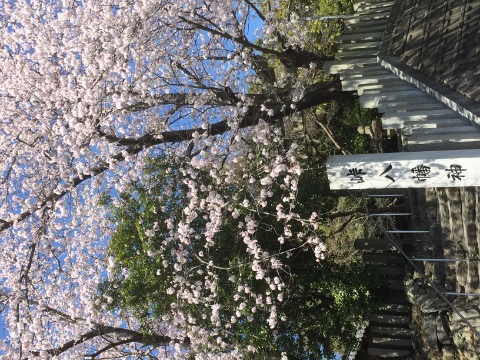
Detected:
[
  {"left": 0, "top": 0, "right": 322, "bottom": 358},
  {"left": 103, "top": 122, "right": 326, "bottom": 356}
]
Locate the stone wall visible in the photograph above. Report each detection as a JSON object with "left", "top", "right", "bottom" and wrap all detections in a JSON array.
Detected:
[{"left": 408, "top": 187, "right": 480, "bottom": 359}]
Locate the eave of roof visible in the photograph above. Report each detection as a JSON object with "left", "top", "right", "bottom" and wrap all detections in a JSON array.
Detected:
[
  {"left": 380, "top": 0, "right": 480, "bottom": 125},
  {"left": 324, "top": 0, "right": 480, "bottom": 152}
]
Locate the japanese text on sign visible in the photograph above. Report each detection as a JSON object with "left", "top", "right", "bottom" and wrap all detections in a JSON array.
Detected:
[
  {"left": 326, "top": 150, "right": 480, "bottom": 190},
  {"left": 343, "top": 164, "right": 467, "bottom": 183}
]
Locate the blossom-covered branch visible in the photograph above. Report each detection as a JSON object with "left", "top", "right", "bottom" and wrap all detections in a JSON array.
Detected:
[{"left": 0, "top": 0, "right": 362, "bottom": 358}]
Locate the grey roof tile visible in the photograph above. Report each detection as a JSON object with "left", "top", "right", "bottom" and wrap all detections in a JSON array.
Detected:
[{"left": 387, "top": 0, "right": 480, "bottom": 103}]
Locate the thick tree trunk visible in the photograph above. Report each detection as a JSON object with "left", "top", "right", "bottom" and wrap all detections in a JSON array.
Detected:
[{"left": 281, "top": 46, "right": 335, "bottom": 69}]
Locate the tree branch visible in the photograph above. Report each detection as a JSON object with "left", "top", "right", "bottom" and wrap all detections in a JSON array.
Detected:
[
  {"left": 327, "top": 204, "right": 407, "bottom": 220},
  {"left": 242, "top": 0, "right": 266, "bottom": 21},
  {"left": 1, "top": 156, "right": 17, "bottom": 184},
  {"left": 114, "top": 89, "right": 263, "bottom": 114},
  {"left": 316, "top": 120, "right": 351, "bottom": 155},
  {"left": 28, "top": 325, "right": 183, "bottom": 358},
  {"left": 327, "top": 214, "right": 355, "bottom": 237},
  {"left": 177, "top": 15, "right": 328, "bottom": 66},
  {"left": 89, "top": 337, "right": 141, "bottom": 359},
  {"left": 0, "top": 78, "right": 351, "bottom": 235}
]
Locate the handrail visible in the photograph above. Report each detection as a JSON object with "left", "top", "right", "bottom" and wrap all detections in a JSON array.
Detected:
[{"left": 361, "top": 192, "right": 480, "bottom": 343}]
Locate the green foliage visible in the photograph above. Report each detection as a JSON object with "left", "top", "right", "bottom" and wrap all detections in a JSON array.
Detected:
[
  {"left": 305, "top": 0, "right": 353, "bottom": 53},
  {"left": 98, "top": 149, "right": 383, "bottom": 359},
  {"left": 278, "top": 259, "right": 378, "bottom": 357},
  {"left": 327, "top": 98, "right": 379, "bottom": 154},
  {"left": 98, "top": 158, "right": 186, "bottom": 323},
  {"left": 275, "top": 0, "right": 354, "bottom": 54}
]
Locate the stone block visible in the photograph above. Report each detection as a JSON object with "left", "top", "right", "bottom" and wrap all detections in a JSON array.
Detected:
[
  {"left": 358, "top": 83, "right": 414, "bottom": 95},
  {"left": 335, "top": 49, "right": 378, "bottom": 60},
  {"left": 336, "top": 31, "right": 385, "bottom": 43},
  {"left": 370, "top": 313, "right": 410, "bottom": 326},
  {"left": 405, "top": 278, "right": 449, "bottom": 313},
  {"left": 370, "top": 325, "right": 411, "bottom": 339},
  {"left": 449, "top": 305, "right": 480, "bottom": 355},
  {"left": 400, "top": 118, "right": 466, "bottom": 131},
  {"left": 442, "top": 345, "right": 456, "bottom": 360},
  {"left": 360, "top": 90, "right": 425, "bottom": 108},
  {"left": 367, "top": 347, "right": 412, "bottom": 357},
  {"left": 423, "top": 313, "right": 440, "bottom": 350},
  {"left": 337, "top": 41, "right": 382, "bottom": 52}
]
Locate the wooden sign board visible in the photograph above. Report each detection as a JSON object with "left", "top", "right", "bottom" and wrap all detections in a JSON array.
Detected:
[{"left": 327, "top": 150, "right": 480, "bottom": 190}]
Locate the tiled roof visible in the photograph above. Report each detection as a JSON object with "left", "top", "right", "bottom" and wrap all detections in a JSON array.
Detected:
[
  {"left": 387, "top": 0, "right": 480, "bottom": 103},
  {"left": 324, "top": 0, "right": 480, "bottom": 152}
]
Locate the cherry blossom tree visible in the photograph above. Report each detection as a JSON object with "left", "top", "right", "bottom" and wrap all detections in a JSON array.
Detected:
[
  {"left": 0, "top": 0, "right": 355, "bottom": 358},
  {"left": 97, "top": 151, "right": 380, "bottom": 359}
]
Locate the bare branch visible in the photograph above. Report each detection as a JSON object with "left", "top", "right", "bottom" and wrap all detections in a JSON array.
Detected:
[
  {"left": 327, "top": 204, "right": 407, "bottom": 220},
  {"left": 242, "top": 0, "right": 266, "bottom": 21},
  {"left": 20, "top": 243, "right": 36, "bottom": 284},
  {"left": 327, "top": 214, "right": 355, "bottom": 237},
  {"left": 1, "top": 156, "right": 17, "bottom": 184},
  {"left": 178, "top": 16, "right": 295, "bottom": 60},
  {"left": 315, "top": 118, "right": 351, "bottom": 155}
]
